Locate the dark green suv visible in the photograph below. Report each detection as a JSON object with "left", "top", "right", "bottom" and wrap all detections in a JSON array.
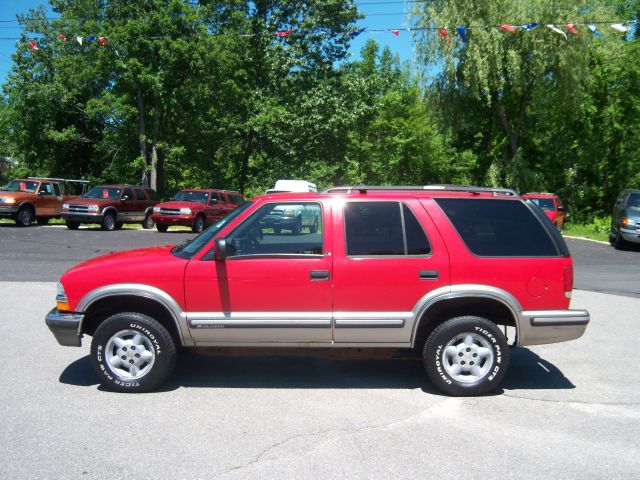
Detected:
[{"left": 610, "top": 189, "right": 640, "bottom": 249}]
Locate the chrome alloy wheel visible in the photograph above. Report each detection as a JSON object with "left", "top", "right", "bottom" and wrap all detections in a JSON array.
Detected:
[
  {"left": 442, "top": 332, "right": 494, "bottom": 383},
  {"left": 104, "top": 329, "right": 156, "bottom": 380}
]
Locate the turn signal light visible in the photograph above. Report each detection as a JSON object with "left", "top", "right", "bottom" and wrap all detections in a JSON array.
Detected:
[
  {"left": 564, "top": 265, "right": 574, "bottom": 299},
  {"left": 57, "top": 300, "right": 71, "bottom": 312}
]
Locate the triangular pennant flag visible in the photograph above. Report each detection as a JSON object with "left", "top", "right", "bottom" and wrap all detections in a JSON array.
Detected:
[
  {"left": 349, "top": 28, "right": 366, "bottom": 38},
  {"left": 98, "top": 36, "right": 108, "bottom": 46},
  {"left": 565, "top": 23, "right": 579, "bottom": 35},
  {"left": 57, "top": 33, "right": 67, "bottom": 42},
  {"left": 546, "top": 24, "right": 567, "bottom": 39},
  {"left": 77, "top": 36, "right": 83, "bottom": 46},
  {"left": 500, "top": 24, "right": 516, "bottom": 32},
  {"left": 390, "top": 30, "right": 400, "bottom": 37},
  {"left": 611, "top": 23, "right": 628, "bottom": 33},
  {"left": 523, "top": 22, "right": 539, "bottom": 31},
  {"left": 456, "top": 26, "right": 467, "bottom": 43},
  {"left": 438, "top": 28, "right": 451, "bottom": 44},
  {"left": 86, "top": 36, "right": 96, "bottom": 42},
  {"left": 587, "top": 24, "right": 603, "bottom": 38},
  {"left": 28, "top": 40, "right": 39, "bottom": 51},
  {"left": 275, "top": 29, "right": 292, "bottom": 37}
]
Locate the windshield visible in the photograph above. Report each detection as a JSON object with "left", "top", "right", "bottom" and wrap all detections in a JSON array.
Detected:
[
  {"left": 628, "top": 193, "right": 640, "bottom": 208},
  {"left": 84, "top": 186, "right": 122, "bottom": 200},
  {"left": 528, "top": 198, "right": 555, "bottom": 211},
  {"left": 2, "top": 180, "right": 38, "bottom": 192},
  {"left": 171, "top": 190, "right": 209, "bottom": 203},
  {"left": 172, "top": 201, "right": 254, "bottom": 259}
]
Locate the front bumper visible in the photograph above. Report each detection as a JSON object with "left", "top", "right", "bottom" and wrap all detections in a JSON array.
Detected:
[
  {"left": 45, "top": 308, "right": 84, "bottom": 347},
  {"left": 0, "top": 205, "right": 20, "bottom": 217},
  {"left": 518, "top": 309, "right": 590, "bottom": 346},
  {"left": 62, "top": 212, "right": 105, "bottom": 223},
  {"left": 620, "top": 227, "right": 640, "bottom": 244},
  {"left": 152, "top": 214, "right": 193, "bottom": 226}
]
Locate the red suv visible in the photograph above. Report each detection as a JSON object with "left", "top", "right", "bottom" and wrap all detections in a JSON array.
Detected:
[
  {"left": 523, "top": 193, "right": 565, "bottom": 230},
  {"left": 151, "top": 189, "right": 245, "bottom": 233},
  {"left": 46, "top": 185, "right": 589, "bottom": 396},
  {"left": 61, "top": 185, "right": 159, "bottom": 231}
]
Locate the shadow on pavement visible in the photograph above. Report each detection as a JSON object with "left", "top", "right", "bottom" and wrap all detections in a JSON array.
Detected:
[{"left": 59, "top": 347, "right": 575, "bottom": 393}]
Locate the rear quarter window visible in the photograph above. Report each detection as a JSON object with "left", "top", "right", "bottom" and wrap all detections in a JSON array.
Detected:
[
  {"left": 227, "top": 194, "right": 245, "bottom": 205},
  {"left": 435, "top": 198, "right": 559, "bottom": 257}
]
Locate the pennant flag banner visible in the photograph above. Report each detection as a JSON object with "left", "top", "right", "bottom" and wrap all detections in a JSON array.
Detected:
[
  {"left": 390, "top": 30, "right": 400, "bottom": 37},
  {"left": 76, "top": 36, "right": 83, "bottom": 46},
  {"left": 547, "top": 24, "right": 567, "bottom": 39},
  {"left": 523, "top": 22, "right": 539, "bottom": 31},
  {"left": 28, "top": 40, "right": 38, "bottom": 50},
  {"left": 500, "top": 24, "right": 516, "bottom": 32},
  {"left": 349, "top": 28, "right": 366, "bottom": 38},
  {"left": 587, "top": 23, "right": 604, "bottom": 38},
  {"left": 98, "top": 36, "right": 108, "bottom": 46},
  {"left": 611, "top": 23, "right": 628, "bottom": 32},
  {"left": 456, "top": 26, "right": 467, "bottom": 43},
  {"left": 565, "top": 23, "right": 579, "bottom": 35},
  {"left": 86, "top": 36, "right": 96, "bottom": 42},
  {"left": 275, "top": 29, "right": 292, "bottom": 37},
  {"left": 438, "top": 28, "right": 451, "bottom": 44},
  {"left": 57, "top": 33, "right": 67, "bottom": 42}
]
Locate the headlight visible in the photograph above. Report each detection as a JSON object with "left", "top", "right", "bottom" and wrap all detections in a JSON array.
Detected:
[
  {"left": 56, "top": 282, "right": 70, "bottom": 312},
  {"left": 179, "top": 208, "right": 192, "bottom": 215},
  {"left": 87, "top": 205, "right": 100, "bottom": 212},
  {"left": 62, "top": 203, "right": 69, "bottom": 210},
  {"left": 621, "top": 217, "right": 636, "bottom": 227},
  {"left": 153, "top": 207, "right": 161, "bottom": 213},
  {"left": 0, "top": 197, "right": 16, "bottom": 204}
]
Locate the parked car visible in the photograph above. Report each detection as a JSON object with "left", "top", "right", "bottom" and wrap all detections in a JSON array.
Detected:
[
  {"left": 0, "top": 177, "right": 88, "bottom": 226},
  {"left": 523, "top": 193, "right": 565, "bottom": 230},
  {"left": 61, "top": 185, "right": 159, "bottom": 231},
  {"left": 151, "top": 189, "right": 245, "bottom": 233},
  {"left": 609, "top": 189, "right": 640, "bottom": 249},
  {"left": 266, "top": 179, "right": 317, "bottom": 194},
  {"left": 46, "top": 185, "right": 588, "bottom": 396}
]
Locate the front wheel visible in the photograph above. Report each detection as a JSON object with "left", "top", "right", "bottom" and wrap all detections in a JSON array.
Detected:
[
  {"left": 192, "top": 214, "right": 205, "bottom": 233},
  {"left": 613, "top": 232, "right": 628, "bottom": 250},
  {"left": 90, "top": 312, "right": 176, "bottom": 393},
  {"left": 101, "top": 212, "right": 116, "bottom": 231},
  {"left": 142, "top": 212, "right": 154, "bottom": 229},
  {"left": 423, "top": 316, "right": 510, "bottom": 396},
  {"left": 156, "top": 223, "right": 169, "bottom": 233},
  {"left": 36, "top": 216, "right": 50, "bottom": 225},
  {"left": 15, "top": 206, "right": 33, "bottom": 227},
  {"left": 66, "top": 220, "right": 80, "bottom": 230}
]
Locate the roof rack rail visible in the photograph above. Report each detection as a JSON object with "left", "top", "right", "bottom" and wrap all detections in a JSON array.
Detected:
[
  {"left": 27, "top": 176, "right": 90, "bottom": 184},
  {"left": 322, "top": 185, "right": 518, "bottom": 196}
]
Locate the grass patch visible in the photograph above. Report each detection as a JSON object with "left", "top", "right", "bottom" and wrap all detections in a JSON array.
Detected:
[{"left": 563, "top": 218, "right": 610, "bottom": 243}]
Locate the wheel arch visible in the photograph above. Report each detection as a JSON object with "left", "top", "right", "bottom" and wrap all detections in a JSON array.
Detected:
[
  {"left": 411, "top": 285, "right": 522, "bottom": 350},
  {"left": 18, "top": 201, "right": 36, "bottom": 213},
  {"left": 76, "top": 284, "right": 192, "bottom": 347},
  {"left": 102, "top": 206, "right": 118, "bottom": 217}
]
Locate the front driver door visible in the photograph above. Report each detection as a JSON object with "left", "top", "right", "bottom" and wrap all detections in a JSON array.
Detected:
[{"left": 184, "top": 200, "right": 333, "bottom": 345}]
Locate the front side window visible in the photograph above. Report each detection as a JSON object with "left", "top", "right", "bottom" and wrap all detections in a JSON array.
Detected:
[
  {"left": 38, "top": 183, "right": 53, "bottom": 195},
  {"left": 435, "top": 198, "right": 558, "bottom": 257},
  {"left": 122, "top": 188, "right": 134, "bottom": 200},
  {"left": 225, "top": 202, "right": 323, "bottom": 257},
  {"left": 228, "top": 194, "right": 246, "bottom": 205},
  {"left": 84, "top": 187, "right": 121, "bottom": 200},
  {"left": 172, "top": 190, "right": 209, "bottom": 204},
  {"left": 528, "top": 197, "right": 555, "bottom": 211},
  {"left": 344, "top": 202, "right": 431, "bottom": 256}
]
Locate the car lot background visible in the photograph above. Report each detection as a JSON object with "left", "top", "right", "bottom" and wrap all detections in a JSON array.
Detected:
[{"left": 1, "top": 226, "right": 639, "bottom": 479}]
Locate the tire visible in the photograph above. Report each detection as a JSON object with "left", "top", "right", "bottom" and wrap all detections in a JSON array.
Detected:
[
  {"left": 114, "top": 222, "right": 124, "bottom": 230},
  {"left": 309, "top": 217, "right": 318, "bottom": 234},
  {"left": 274, "top": 227, "right": 281, "bottom": 235},
  {"left": 66, "top": 220, "right": 80, "bottom": 230},
  {"left": 156, "top": 223, "right": 169, "bottom": 233},
  {"left": 142, "top": 212, "right": 154, "bottom": 229},
  {"left": 101, "top": 211, "right": 116, "bottom": 231},
  {"left": 192, "top": 214, "right": 205, "bottom": 233},
  {"left": 292, "top": 216, "right": 301, "bottom": 235},
  {"left": 90, "top": 312, "right": 176, "bottom": 393},
  {"left": 614, "top": 232, "right": 627, "bottom": 250},
  {"left": 423, "top": 316, "right": 510, "bottom": 396},
  {"left": 36, "top": 216, "right": 50, "bottom": 225},
  {"left": 15, "top": 206, "right": 33, "bottom": 227}
]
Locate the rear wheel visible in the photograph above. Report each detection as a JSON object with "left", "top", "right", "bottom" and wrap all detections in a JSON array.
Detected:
[
  {"left": 90, "top": 312, "right": 176, "bottom": 393},
  {"left": 101, "top": 212, "right": 116, "bottom": 231},
  {"left": 423, "top": 316, "right": 509, "bottom": 396},
  {"left": 15, "top": 206, "right": 33, "bottom": 227},
  {"left": 36, "top": 216, "right": 50, "bottom": 225},
  {"left": 114, "top": 222, "right": 124, "bottom": 230},
  {"left": 66, "top": 220, "right": 80, "bottom": 230},
  {"left": 192, "top": 214, "right": 205, "bottom": 233},
  {"left": 156, "top": 224, "right": 169, "bottom": 233},
  {"left": 142, "top": 212, "right": 154, "bottom": 229}
]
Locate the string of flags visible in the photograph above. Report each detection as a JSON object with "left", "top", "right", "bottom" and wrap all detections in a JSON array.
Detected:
[{"left": 24, "top": 19, "right": 639, "bottom": 51}]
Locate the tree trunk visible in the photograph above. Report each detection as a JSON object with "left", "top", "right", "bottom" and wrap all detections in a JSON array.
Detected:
[
  {"left": 136, "top": 90, "right": 149, "bottom": 187},
  {"left": 149, "top": 96, "right": 163, "bottom": 192},
  {"left": 239, "top": 129, "right": 254, "bottom": 194}
]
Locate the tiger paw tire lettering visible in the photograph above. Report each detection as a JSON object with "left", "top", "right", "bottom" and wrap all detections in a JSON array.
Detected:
[
  {"left": 423, "top": 316, "right": 510, "bottom": 396},
  {"left": 90, "top": 312, "right": 176, "bottom": 393}
]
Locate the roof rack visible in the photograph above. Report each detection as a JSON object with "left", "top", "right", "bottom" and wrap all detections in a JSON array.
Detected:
[
  {"left": 28, "top": 176, "right": 89, "bottom": 184},
  {"left": 323, "top": 185, "right": 518, "bottom": 196}
]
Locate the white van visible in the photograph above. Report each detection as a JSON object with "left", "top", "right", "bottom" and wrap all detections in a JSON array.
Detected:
[{"left": 266, "top": 180, "right": 317, "bottom": 194}]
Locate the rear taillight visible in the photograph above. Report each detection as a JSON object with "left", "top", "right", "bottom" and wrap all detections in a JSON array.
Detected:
[{"left": 564, "top": 265, "right": 574, "bottom": 299}]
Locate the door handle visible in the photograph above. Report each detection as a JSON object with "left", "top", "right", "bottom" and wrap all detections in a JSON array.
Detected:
[
  {"left": 310, "top": 270, "right": 330, "bottom": 280},
  {"left": 419, "top": 270, "right": 439, "bottom": 280}
]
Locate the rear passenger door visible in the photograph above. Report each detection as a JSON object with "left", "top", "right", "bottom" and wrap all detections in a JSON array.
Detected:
[{"left": 332, "top": 200, "right": 450, "bottom": 343}]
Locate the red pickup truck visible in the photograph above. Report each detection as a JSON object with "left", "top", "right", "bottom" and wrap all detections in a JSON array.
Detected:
[
  {"left": 0, "top": 177, "right": 87, "bottom": 226},
  {"left": 46, "top": 185, "right": 589, "bottom": 396}
]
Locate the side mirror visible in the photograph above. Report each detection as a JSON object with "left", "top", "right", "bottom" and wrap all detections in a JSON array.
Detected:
[
  {"left": 210, "top": 199, "right": 219, "bottom": 205},
  {"left": 122, "top": 195, "right": 129, "bottom": 201},
  {"left": 214, "top": 238, "right": 227, "bottom": 260},
  {"left": 557, "top": 206, "right": 565, "bottom": 212}
]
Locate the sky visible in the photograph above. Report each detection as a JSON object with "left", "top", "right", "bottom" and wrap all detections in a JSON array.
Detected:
[{"left": 0, "top": 0, "right": 416, "bottom": 85}]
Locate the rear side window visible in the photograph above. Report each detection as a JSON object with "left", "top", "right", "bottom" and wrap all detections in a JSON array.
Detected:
[
  {"left": 134, "top": 188, "right": 146, "bottom": 200},
  {"left": 147, "top": 189, "right": 161, "bottom": 201},
  {"left": 435, "top": 198, "right": 558, "bottom": 257},
  {"left": 344, "top": 202, "right": 430, "bottom": 256},
  {"left": 53, "top": 183, "right": 62, "bottom": 196},
  {"left": 228, "top": 194, "right": 245, "bottom": 205}
]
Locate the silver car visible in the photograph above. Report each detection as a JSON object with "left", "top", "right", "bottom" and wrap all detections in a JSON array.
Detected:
[{"left": 609, "top": 189, "right": 640, "bottom": 249}]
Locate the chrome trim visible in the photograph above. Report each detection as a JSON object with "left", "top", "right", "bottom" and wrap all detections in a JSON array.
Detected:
[
  {"left": 76, "top": 284, "right": 193, "bottom": 346},
  {"left": 188, "top": 312, "right": 331, "bottom": 329},
  {"left": 526, "top": 310, "right": 590, "bottom": 327},
  {"left": 334, "top": 312, "right": 410, "bottom": 328}
]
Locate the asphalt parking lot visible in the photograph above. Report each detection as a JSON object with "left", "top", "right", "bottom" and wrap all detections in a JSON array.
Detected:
[{"left": 1, "top": 226, "right": 639, "bottom": 479}]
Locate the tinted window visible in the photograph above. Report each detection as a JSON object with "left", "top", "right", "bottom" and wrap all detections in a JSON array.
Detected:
[
  {"left": 627, "top": 193, "right": 640, "bottom": 207},
  {"left": 172, "top": 190, "right": 209, "bottom": 203},
  {"left": 210, "top": 192, "right": 221, "bottom": 202},
  {"left": 228, "top": 194, "right": 245, "bottom": 205},
  {"left": 53, "top": 183, "right": 61, "bottom": 196},
  {"left": 84, "top": 186, "right": 121, "bottom": 199},
  {"left": 122, "top": 188, "right": 134, "bottom": 200},
  {"left": 39, "top": 182, "right": 53, "bottom": 195},
  {"left": 134, "top": 188, "right": 146, "bottom": 200},
  {"left": 403, "top": 205, "right": 431, "bottom": 255},
  {"left": 528, "top": 198, "right": 555, "bottom": 211},
  {"left": 345, "top": 202, "right": 405, "bottom": 256},
  {"left": 226, "top": 202, "right": 323, "bottom": 256},
  {"left": 435, "top": 198, "right": 558, "bottom": 257}
]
